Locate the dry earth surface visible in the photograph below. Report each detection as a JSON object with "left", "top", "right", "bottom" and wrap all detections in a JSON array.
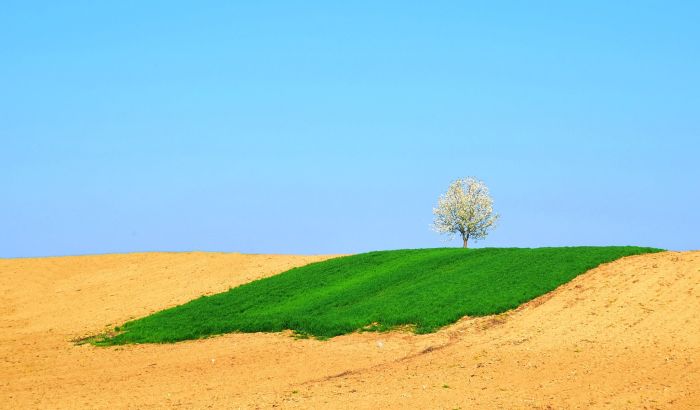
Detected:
[{"left": 1, "top": 250, "right": 699, "bottom": 409}]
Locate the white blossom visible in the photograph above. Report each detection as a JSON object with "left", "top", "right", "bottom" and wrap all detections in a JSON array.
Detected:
[{"left": 432, "top": 177, "right": 498, "bottom": 248}]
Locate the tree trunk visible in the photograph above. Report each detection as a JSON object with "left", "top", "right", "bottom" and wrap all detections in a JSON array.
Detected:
[{"left": 462, "top": 235, "right": 469, "bottom": 248}]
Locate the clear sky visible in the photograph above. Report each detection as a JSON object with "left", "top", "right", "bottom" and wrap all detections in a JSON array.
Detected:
[{"left": 2, "top": 1, "right": 698, "bottom": 257}]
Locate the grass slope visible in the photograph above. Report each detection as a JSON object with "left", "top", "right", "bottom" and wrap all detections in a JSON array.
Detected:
[{"left": 96, "top": 246, "right": 661, "bottom": 345}]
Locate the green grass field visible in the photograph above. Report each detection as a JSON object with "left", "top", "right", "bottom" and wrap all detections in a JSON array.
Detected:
[{"left": 94, "top": 246, "right": 662, "bottom": 345}]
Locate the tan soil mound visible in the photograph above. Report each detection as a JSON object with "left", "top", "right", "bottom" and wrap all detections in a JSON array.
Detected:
[{"left": 1, "top": 251, "right": 698, "bottom": 409}]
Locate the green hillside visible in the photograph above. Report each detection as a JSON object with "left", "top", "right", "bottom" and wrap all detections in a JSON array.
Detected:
[{"left": 94, "top": 246, "right": 662, "bottom": 345}]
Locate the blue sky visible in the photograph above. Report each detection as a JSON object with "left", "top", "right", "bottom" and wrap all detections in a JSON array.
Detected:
[{"left": 2, "top": 1, "right": 698, "bottom": 257}]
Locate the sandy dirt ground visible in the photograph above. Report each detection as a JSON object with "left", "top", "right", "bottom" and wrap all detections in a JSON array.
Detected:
[{"left": 1, "top": 251, "right": 698, "bottom": 409}]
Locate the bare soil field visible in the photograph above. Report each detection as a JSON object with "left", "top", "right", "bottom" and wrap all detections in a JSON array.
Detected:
[{"left": 1, "top": 251, "right": 698, "bottom": 409}]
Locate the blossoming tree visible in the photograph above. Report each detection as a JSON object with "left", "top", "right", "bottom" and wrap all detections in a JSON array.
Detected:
[{"left": 432, "top": 177, "right": 499, "bottom": 248}]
